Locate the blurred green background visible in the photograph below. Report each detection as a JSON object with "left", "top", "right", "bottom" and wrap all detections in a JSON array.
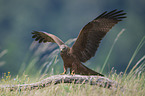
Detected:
[{"left": 0, "top": 0, "right": 145, "bottom": 77}]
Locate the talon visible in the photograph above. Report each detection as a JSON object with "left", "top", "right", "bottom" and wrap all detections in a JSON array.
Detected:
[
  {"left": 71, "top": 70, "right": 75, "bottom": 75},
  {"left": 60, "top": 71, "right": 66, "bottom": 75}
]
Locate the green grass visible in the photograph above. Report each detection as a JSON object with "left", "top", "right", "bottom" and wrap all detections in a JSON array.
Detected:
[{"left": 0, "top": 30, "right": 145, "bottom": 96}]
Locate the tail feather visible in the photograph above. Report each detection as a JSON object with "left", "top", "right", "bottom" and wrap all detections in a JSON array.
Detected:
[{"left": 77, "top": 63, "right": 104, "bottom": 76}]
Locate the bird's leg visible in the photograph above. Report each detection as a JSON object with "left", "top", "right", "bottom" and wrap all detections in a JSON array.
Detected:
[
  {"left": 70, "top": 68, "right": 75, "bottom": 75},
  {"left": 60, "top": 66, "right": 67, "bottom": 75},
  {"left": 71, "top": 70, "right": 75, "bottom": 75},
  {"left": 71, "top": 62, "right": 78, "bottom": 75}
]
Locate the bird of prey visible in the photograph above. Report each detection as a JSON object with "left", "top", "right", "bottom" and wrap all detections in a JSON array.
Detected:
[{"left": 32, "top": 9, "right": 126, "bottom": 76}]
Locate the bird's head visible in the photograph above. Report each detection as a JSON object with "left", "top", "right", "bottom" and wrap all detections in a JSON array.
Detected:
[{"left": 60, "top": 44, "right": 69, "bottom": 53}]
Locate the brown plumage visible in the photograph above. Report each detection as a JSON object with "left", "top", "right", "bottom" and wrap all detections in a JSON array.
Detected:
[{"left": 32, "top": 9, "right": 126, "bottom": 76}]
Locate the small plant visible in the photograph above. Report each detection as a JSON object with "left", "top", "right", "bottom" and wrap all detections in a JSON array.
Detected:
[{"left": 1, "top": 72, "right": 11, "bottom": 82}]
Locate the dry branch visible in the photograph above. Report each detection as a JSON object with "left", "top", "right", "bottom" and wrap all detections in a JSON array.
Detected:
[{"left": 0, "top": 75, "right": 119, "bottom": 91}]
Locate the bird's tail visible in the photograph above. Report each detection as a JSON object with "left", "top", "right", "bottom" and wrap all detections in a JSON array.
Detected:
[{"left": 77, "top": 63, "right": 104, "bottom": 76}]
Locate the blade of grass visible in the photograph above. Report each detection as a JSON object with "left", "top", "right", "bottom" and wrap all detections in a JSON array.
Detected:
[
  {"left": 129, "top": 55, "right": 145, "bottom": 75},
  {"left": 134, "top": 60, "right": 145, "bottom": 76},
  {"left": 101, "top": 29, "right": 125, "bottom": 73},
  {"left": 124, "top": 36, "right": 145, "bottom": 75}
]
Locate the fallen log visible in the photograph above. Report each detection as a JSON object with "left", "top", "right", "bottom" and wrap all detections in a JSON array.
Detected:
[{"left": 0, "top": 75, "right": 119, "bottom": 91}]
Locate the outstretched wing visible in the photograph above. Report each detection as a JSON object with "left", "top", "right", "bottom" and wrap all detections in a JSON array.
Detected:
[
  {"left": 32, "top": 31, "right": 64, "bottom": 47},
  {"left": 70, "top": 9, "right": 126, "bottom": 62}
]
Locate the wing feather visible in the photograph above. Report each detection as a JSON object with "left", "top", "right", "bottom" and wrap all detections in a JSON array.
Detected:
[
  {"left": 32, "top": 31, "right": 64, "bottom": 47},
  {"left": 70, "top": 9, "right": 126, "bottom": 62}
]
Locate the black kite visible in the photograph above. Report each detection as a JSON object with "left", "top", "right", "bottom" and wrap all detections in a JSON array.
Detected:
[{"left": 32, "top": 9, "right": 126, "bottom": 76}]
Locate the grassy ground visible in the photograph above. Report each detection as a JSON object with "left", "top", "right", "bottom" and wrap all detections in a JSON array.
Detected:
[{"left": 0, "top": 72, "right": 144, "bottom": 96}]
